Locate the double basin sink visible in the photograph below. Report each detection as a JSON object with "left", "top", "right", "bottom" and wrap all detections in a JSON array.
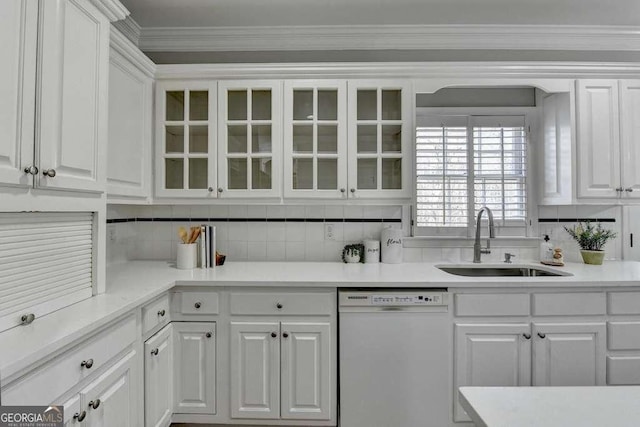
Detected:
[{"left": 437, "top": 264, "right": 572, "bottom": 277}]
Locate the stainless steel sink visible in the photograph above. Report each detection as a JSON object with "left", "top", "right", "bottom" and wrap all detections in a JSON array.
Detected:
[{"left": 437, "top": 265, "right": 571, "bottom": 277}]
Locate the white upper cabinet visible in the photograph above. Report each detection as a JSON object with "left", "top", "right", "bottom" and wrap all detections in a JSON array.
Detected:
[
  {"left": 155, "top": 81, "right": 217, "bottom": 198},
  {"left": 348, "top": 80, "right": 412, "bottom": 199},
  {"left": 0, "top": 0, "right": 37, "bottom": 188},
  {"left": 37, "top": 0, "right": 110, "bottom": 193},
  {"left": 107, "top": 29, "right": 154, "bottom": 199},
  {"left": 576, "top": 80, "right": 621, "bottom": 199},
  {"left": 283, "top": 80, "right": 348, "bottom": 199},
  {"left": 218, "top": 81, "right": 282, "bottom": 198},
  {"left": 620, "top": 80, "right": 640, "bottom": 196}
]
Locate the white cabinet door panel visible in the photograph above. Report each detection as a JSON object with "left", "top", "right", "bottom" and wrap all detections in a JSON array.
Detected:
[
  {"left": 620, "top": 80, "right": 640, "bottom": 197},
  {"left": 82, "top": 350, "right": 138, "bottom": 427},
  {"left": 280, "top": 322, "right": 331, "bottom": 420},
  {"left": 576, "top": 80, "right": 620, "bottom": 198},
  {"left": 37, "top": 0, "right": 108, "bottom": 192},
  {"left": 145, "top": 324, "right": 173, "bottom": 427},
  {"left": 230, "top": 322, "right": 280, "bottom": 419},
  {"left": 0, "top": 0, "right": 37, "bottom": 187},
  {"left": 454, "top": 323, "right": 531, "bottom": 422},
  {"left": 533, "top": 322, "right": 606, "bottom": 386},
  {"left": 540, "top": 92, "right": 572, "bottom": 204},
  {"left": 173, "top": 322, "right": 216, "bottom": 414}
]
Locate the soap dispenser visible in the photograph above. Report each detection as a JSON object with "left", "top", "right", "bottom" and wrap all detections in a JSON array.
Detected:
[{"left": 540, "top": 234, "right": 553, "bottom": 263}]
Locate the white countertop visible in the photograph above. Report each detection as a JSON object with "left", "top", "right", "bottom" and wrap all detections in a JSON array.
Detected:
[
  {"left": 1, "top": 260, "right": 640, "bottom": 384},
  {"left": 459, "top": 386, "right": 640, "bottom": 427}
]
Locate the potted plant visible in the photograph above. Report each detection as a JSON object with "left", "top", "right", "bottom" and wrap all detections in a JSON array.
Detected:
[
  {"left": 564, "top": 222, "right": 617, "bottom": 265},
  {"left": 342, "top": 244, "right": 364, "bottom": 263}
]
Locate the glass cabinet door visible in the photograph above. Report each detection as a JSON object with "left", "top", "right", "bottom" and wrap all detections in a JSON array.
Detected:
[
  {"left": 218, "top": 81, "right": 282, "bottom": 198},
  {"left": 348, "top": 80, "right": 411, "bottom": 198},
  {"left": 284, "top": 81, "right": 347, "bottom": 198},
  {"left": 157, "top": 82, "right": 216, "bottom": 197}
]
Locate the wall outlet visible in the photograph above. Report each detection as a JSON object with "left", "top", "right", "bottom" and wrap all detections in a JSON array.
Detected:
[{"left": 325, "top": 223, "right": 335, "bottom": 241}]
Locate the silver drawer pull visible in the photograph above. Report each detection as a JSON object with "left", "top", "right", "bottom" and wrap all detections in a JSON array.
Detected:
[
  {"left": 194, "top": 302, "right": 202, "bottom": 309},
  {"left": 276, "top": 302, "right": 283, "bottom": 309},
  {"left": 157, "top": 309, "right": 165, "bottom": 317},
  {"left": 206, "top": 332, "right": 212, "bottom": 338},
  {"left": 151, "top": 348, "right": 159, "bottom": 356},
  {"left": 74, "top": 411, "right": 86, "bottom": 422},
  {"left": 81, "top": 359, "right": 94, "bottom": 369},
  {"left": 88, "top": 399, "right": 101, "bottom": 410}
]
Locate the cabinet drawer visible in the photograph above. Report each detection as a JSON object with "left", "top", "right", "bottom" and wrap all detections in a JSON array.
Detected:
[
  {"left": 454, "top": 293, "right": 530, "bottom": 317},
  {"left": 607, "top": 356, "right": 640, "bottom": 385},
  {"left": 1, "top": 314, "right": 136, "bottom": 406},
  {"left": 532, "top": 292, "right": 606, "bottom": 316},
  {"left": 608, "top": 292, "right": 640, "bottom": 314},
  {"left": 142, "top": 294, "right": 170, "bottom": 335},
  {"left": 178, "top": 291, "right": 219, "bottom": 315},
  {"left": 608, "top": 322, "right": 640, "bottom": 350},
  {"left": 230, "top": 292, "right": 333, "bottom": 315}
]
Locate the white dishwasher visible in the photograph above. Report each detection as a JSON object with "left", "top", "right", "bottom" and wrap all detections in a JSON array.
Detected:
[{"left": 339, "top": 289, "right": 450, "bottom": 427}]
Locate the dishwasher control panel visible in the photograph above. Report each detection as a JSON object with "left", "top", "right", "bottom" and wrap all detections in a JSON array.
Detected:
[{"left": 339, "top": 290, "right": 448, "bottom": 307}]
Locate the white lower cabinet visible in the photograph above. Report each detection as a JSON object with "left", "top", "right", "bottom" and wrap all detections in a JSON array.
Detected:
[
  {"left": 230, "top": 321, "right": 281, "bottom": 419},
  {"left": 454, "top": 321, "right": 607, "bottom": 422},
  {"left": 230, "top": 321, "right": 333, "bottom": 421},
  {"left": 81, "top": 350, "right": 139, "bottom": 427},
  {"left": 173, "top": 322, "right": 216, "bottom": 415},
  {"left": 454, "top": 323, "right": 531, "bottom": 422},
  {"left": 145, "top": 323, "right": 173, "bottom": 427},
  {"left": 533, "top": 322, "right": 606, "bottom": 386}
]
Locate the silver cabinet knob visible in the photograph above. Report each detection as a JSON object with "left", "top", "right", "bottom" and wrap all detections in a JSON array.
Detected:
[
  {"left": 74, "top": 411, "right": 86, "bottom": 422},
  {"left": 271, "top": 332, "right": 277, "bottom": 338},
  {"left": 151, "top": 348, "right": 159, "bottom": 356},
  {"left": 81, "top": 359, "right": 94, "bottom": 369},
  {"left": 626, "top": 188, "right": 634, "bottom": 193},
  {"left": 537, "top": 332, "right": 546, "bottom": 339},
  {"left": 208, "top": 187, "right": 214, "bottom": 193},
  {"left": 20, "top": 313, "right": 35, "bottom": 325},
  {"left": 522, "top": 333, "right": 531, "bottom": 340},
  {"left": 157, "top": 309, "right": 165, "bottom": 317},
  {"left": 350, "top": 188, "right": 356, "bottom": 193},
  {"left": 276, "top": 302, "right": 283, "bottom": 309},
  {"left": 88, "top": 399, "right": 101, "bottom": 410},
  {"left": 42, "top": 169, "right": 56, "bottom": 178},
  {"left": 206, "top": 332, "right": 212, "bottom": 338},
  {"left": 340, "top": 188, "right": 346, "bottom": 193},
  {"left": 217, "top": 188, "right": 223, "bottom": 193},
  {"left": 616, "top": 187, "right": 624, "bottom": 192},
  {"left": 24, "top": 166, "right": 38, "bottom": 175},
  {"left": 282, "top": 332, "right": 289, "bottom": 338},
  {"left": 194, "top": 302, "right": 202, "bottom": 309}
]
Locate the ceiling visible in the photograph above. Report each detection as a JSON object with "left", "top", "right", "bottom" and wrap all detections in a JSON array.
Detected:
[{"left": 120, "top": 0, "right": 640, "bottom": 27}]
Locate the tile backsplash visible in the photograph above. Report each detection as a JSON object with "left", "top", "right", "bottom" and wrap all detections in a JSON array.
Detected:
[{"left": 107, "top": 204, "right": 623, "bottom": 265}]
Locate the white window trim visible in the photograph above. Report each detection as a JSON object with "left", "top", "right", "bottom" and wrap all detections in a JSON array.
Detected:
[{"left": 412, "top": 106, "right": 538, "bottom": 238}]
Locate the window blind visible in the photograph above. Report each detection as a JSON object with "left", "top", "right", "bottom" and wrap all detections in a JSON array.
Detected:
[
  {"left": 472, "top": 116, "right": 527, "bottom": 225},
  {"left": 0, "top": 212, "right": 93, "bottom": 333},
  {"left": 416, "top": 116, "right": 469, "bottom": 227},
  {"left": 415, "top": 114, "right": 528, "bottom": 232}
]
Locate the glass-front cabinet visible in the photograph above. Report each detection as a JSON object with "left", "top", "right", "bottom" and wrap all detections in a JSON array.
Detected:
[
  {"left": 283, "top": 81, "right": 347, "bottom": 198},
  {"left": 347, "top": 80, "right": 412, "bottom": 198},
  {"left": 217, "top": 81, "right": 282, "bottom": 198},
  {"left": 156, "top": 81, "right": 217, "bottom": 197}
]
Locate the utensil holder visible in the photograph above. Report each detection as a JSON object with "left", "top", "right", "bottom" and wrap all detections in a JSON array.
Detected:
[{"left": 177, "top": 243, "right": 197, "bottom": 269}]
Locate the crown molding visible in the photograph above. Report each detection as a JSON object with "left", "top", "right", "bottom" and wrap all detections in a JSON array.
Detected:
[
  {"left": 139, "top": 24, "right": 640, "bottom": 53},
  {"left": 110, "top": 27, "right": 156, "bottom": 78},
  {"left": 113, "top": 16, "right": 141, "bottom": 46},
  {"left": 154, "top": 62, "right": 640, "bottom": 80},
  {"left": 90, "top": 0, "right": 129, "bottom": 22}
]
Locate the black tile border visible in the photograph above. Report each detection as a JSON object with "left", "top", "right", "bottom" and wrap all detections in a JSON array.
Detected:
[
  {"left": 538, "top": 218, "right": 616, "bottom": 223},
  {"left": 107, "top": 217, "right": 402, "bottom": 224}
]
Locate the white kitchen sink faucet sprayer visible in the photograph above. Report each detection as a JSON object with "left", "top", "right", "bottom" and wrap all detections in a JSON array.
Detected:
[{"left": 474, "top": 206, "right": 496, "bottom": 263}]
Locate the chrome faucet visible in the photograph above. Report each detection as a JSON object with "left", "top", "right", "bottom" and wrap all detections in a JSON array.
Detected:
[{"left": 473, "top": 207, "right": 496, "bottom": 263}]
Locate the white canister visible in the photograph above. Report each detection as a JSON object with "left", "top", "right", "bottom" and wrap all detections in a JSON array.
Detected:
[
  {"left": 381, "top": 227, "right": 403, "bottom": 264},
  {"left": 177, "top": 243, "right": 197, "bottom": 269},
  {"left": 363, "top": 240, "right": 380, "bottom": 263}
]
